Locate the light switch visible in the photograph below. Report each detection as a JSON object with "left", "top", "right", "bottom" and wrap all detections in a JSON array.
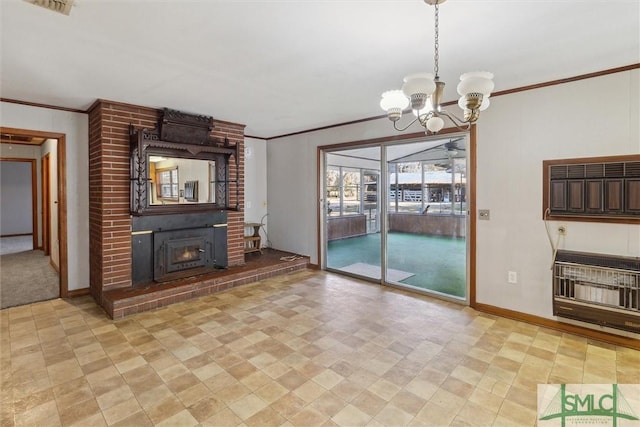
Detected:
[{"left": 479, "top": 209, "right": 490, "bottom": 220}]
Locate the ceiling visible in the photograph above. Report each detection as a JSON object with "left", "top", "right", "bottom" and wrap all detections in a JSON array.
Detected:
[{"left": 1, "top": 1, "right": 638, "bottom": 139}]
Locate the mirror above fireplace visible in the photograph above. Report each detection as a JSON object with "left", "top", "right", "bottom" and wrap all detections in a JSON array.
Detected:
[{"left": 130, "top": 108, "right": 240, "bottom": 215}]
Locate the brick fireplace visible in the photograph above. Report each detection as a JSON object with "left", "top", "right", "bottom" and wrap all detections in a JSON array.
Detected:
[{"left": 87, "top": 100, "right": 246, "bottom": 318}]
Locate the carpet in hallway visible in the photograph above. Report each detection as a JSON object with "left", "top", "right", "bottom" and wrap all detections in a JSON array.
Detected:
[{"left": 0, "top": 249, "right": 59, "bottom": 309}]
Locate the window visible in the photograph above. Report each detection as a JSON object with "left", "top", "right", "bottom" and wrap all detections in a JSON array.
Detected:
[
  {"left": 157, "top": 167, "right": 178, "bottom": 200},
  {"left": 326, "top": 166, "right": 363, "bottom": 216},
  {"left": 388, "top": 159, "right": 466, "bottom": 216}
]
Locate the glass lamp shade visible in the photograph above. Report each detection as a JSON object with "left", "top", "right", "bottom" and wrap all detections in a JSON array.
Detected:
[
  {"left": 426, "top": 116, "right": 445, "bottom": 133},
  {"left": 457, "top": 71, "right": 494, "bottom": 96},
  {"left": 401, "top": 73, "right": 436, "bottom": 98},
  {"left": 458, "top": 95, "right": 490, "bottom": 111},
  {"left": 380, "top": 90, "right": 409, "bottom": 111}
]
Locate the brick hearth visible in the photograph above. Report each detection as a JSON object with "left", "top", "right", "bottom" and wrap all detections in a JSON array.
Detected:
[{"left": 102, "top": 249, "right": 309, "bottom": 319}]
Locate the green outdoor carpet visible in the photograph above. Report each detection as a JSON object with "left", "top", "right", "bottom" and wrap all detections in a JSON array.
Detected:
[{"left": 327, "top": 232, "right": 466, "bottom": 298}]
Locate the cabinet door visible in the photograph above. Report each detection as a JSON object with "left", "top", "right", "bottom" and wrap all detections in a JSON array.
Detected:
[
  {"left": 585, "top": 180, "right": 603, "bottom": 213},
  {"left": 550, "top": 180, "right": 567, "bottom": 212},
  {"left": 604, "top": 179, "right": 623, "bottom": 213},
  {"left": 567, "top": 180, "right": 584, "bottom": 212},
  {"left": 626, "top": 179, "right": 640, "bottom": 214}
]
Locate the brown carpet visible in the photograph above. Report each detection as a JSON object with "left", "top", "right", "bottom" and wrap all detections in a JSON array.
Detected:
[{"left": 0, "top": 249, "right": 59, "bottom": 309}]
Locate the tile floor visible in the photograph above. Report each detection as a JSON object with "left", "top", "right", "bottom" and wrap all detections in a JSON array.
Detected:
[{"left": 1, "top": 270, "right": 638, "bottom": 426}]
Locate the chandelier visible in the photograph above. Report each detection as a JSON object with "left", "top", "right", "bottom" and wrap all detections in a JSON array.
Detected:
[{"left": 380, "top": 0, "right": 494, "bottom": 134}]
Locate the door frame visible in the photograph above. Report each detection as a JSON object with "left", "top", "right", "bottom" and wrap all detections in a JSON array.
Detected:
[
  {"left": 1, "top": 127, "right": 68, "bottom": 297},
  {"left": 317, "top": 126, "right": 477, "bottom": 307}
]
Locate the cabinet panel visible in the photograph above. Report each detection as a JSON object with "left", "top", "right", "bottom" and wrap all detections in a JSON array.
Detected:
[
  {"left": 604, "top": 179, "right": 623, "bottom": 213},
  {"left": 550, "top": 181, "right": 566, "bottom": 211},
  {"left": 626, "top": 179, "right": 640, "bottom": 213},
  {"left": 585, "top": 180, "right": 603, "bottom": 213},
  {"left": 567, "top": 180, "right": 584, "bottom": 212}
]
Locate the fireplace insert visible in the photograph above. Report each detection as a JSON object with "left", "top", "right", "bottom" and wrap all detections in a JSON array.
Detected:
[{"left": 132, "top": 212, "right": 227, "bottom": 285}]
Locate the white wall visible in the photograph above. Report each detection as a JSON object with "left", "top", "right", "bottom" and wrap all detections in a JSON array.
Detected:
[
  {"left": 244, "top": 137, "right": 268, "bottom": 247},
  {"left": 0, "top": 102, "right": 90, "bottom": 291},
  {"left": 267, "top": 69, "right": 640, "bottom": 323},
  {"left": 0, "top": 161, "right": 33, "bottom": 235},
  {"left": 475, "top": 69, "right": 639, "bottom": 318}
]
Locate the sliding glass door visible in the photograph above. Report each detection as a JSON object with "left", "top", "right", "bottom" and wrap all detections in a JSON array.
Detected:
[
  {"left": 384, "top": 140, "right": 467, "bottom": 300},
  {"left": 323, "top": 136, "right": 468, "bottom": 302},
  {"left": 325, "top": 147, "right": 381, "bottom": 280}
]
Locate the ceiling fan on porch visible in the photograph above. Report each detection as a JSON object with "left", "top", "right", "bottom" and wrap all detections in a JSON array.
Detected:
[{"left": 443, "top": 139, "right": 465, "bottom": 157}]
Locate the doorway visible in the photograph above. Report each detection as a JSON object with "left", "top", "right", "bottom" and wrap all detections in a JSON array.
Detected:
[
  {"left": 0, "top": 127, "right": 68, "bottom": 301},
  {"left": 322, "top": 133, "right": 473, "bottom": 303}
]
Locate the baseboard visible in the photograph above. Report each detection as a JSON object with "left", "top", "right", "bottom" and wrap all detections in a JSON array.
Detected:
[
  {"left": 50, "top": 259, "right": 59, "bottom": 273},
  {"left": 308, "top": 263, "right": 320, "bottom": 270},
  {"left": 473, "top": 302, "right": 640, "bottom": 350},
  {"left": 67, "top": 288, "right": 90, "bottom": 298}
]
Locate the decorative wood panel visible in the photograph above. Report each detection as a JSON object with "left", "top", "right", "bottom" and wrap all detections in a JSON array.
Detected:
[
  {"left": 605, "top": 179, "right": 623, "bottom": 213},
  {"left": 585, "top": 180, "right": 603, "bottom": 213},
  {"left": 543, "top": 155, "right": 640, "bottom": 223},
  {"left": 627, "top": 179, "right": 640, "bottom": 213}
]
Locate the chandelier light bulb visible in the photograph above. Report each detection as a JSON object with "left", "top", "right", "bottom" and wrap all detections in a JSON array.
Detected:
[
  {"left": 426, "top": 116, "right": 445, "bottom": 133},
  {"left": 380, "top": 90, "right": 410, "bottom": 111},
  {"left": 401, "top": 73, "right": 436, "bottom": 110},
  {"left": 456, "top": 71, "right": 495, "bottom": 97}
]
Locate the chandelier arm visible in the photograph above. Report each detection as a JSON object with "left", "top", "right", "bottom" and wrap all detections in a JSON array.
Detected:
[
  {"left": 393, "top": 116, "right": 420, "bottom": 132},
  {"left": 439, "top": 110, "right": 472, "bottom": 131}
]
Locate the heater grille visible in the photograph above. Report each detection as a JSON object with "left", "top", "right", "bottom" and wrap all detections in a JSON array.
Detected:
[
  {"left": 24, "top": 0, "right": 74, "bottom": 16},
  {"left": 553, "top": 250, "right": 640, "bottom": 333}
]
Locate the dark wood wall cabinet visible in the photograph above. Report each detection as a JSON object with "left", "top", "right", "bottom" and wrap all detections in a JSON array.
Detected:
[{"left": 543, "top": 155, "right": 640, "bottom": 223}]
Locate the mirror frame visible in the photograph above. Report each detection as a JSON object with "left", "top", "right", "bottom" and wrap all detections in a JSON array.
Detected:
[{"left": 130, "top": 125, "right": 239, "bottom": 215}]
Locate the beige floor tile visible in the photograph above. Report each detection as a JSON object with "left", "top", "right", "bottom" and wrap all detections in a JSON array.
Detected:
[
  {"left": 350, "top": 389, "right": 387, "bottom": 418},
  {"left": 255, "top": 381, "right": 290, "bottom": 404},
  {"left": 58, "top": 397, "right": 101, "bottom": 427},
  {"left": 156, "top": 409, "right": 199, "bottom": 427},
  {"left": 367, "top": 378, "right": 402, "bottom": 401},
  {"left": 374, "top": 402, "right": 415, "bottom": 426},
  {"left": 293, "top": 379, "right": 326, "bottom": 403},
  {"left": 309, "top": 390, "right": 347, "bottom": 418},
  {"left": 331, "top": 403, "right": 371, "bottom": 427},
  {"left": 110, "top": 411, "right": 153, "bottom": 427},
  {"left": 14, "top": 399, "right": 61, "bottom": 427},
  {"left": 228, "top": 393, "right": 269, "bottom": 420},
  {"left": 187, "top": 395, "right": 226, "bottom": 423}
]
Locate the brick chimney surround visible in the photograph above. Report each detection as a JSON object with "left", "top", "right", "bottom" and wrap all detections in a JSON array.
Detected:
[{"left": 87, "top": 100, "right": 248, "bottom": 318}]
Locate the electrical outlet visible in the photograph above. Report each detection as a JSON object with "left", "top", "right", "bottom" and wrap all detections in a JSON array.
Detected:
[
  {"left": 508, "top": 271, "right": 518, "bottom": 284},
  {"left": 558, "top": 225, "right": 566, "bottom": 235}
]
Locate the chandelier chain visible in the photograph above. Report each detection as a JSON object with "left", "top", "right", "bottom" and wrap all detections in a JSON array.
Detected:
[{"left": 433, "top": 1, "right": 439, "bottom": 78}]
